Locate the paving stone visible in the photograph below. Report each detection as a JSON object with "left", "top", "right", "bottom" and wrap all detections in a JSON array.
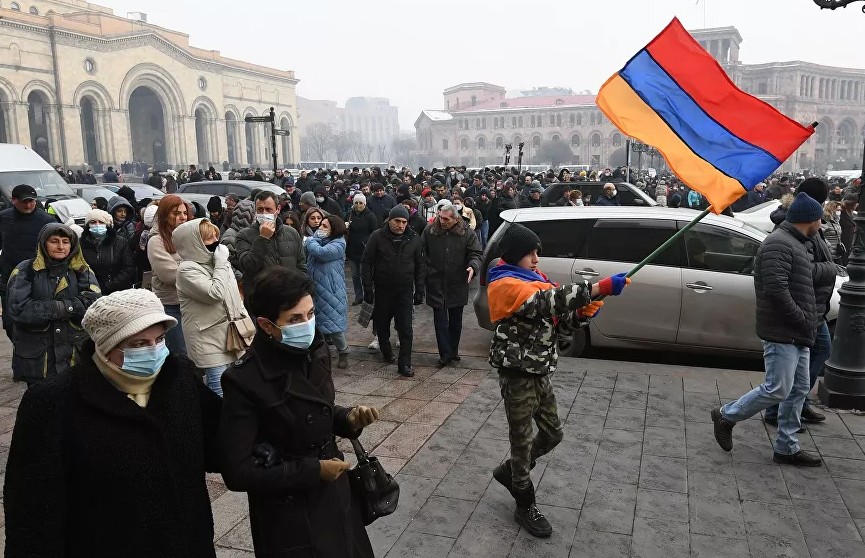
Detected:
[
  {"left": 793, "top": 499, "right": 862, "bottom": 542},
  {"left": 475, "top": 414, "right": 511, "bottom": 441},
  {"left": 592, "top": 429, "right": 642, "bottom": 485},
  {"left": 740, "top": 500, "right": 803, "bottom": 539},
  {"left": 385, "top": 531, "right": 456, "bottom": 558},
  {"left": 572, "top": 387, "right": 613, "bottom": 415},
  {"left": 840, "top": 413, "right": 865, "bottom": 436},
  {"left": 456, "top": 369, "right": 490, "bottom": 385},
  {"left": 434, "top": 383, "right": 476, "bottom": 404},
  {"left": 433, "top": 463, "right": 493, "bottom": 502},
  {"left": 684, "top": 392, "right": 721, "bottom": 423},
  {"left": 780, "top": 464, "right": 843, "bottom": 503},
  {"left": 733, "top": 462, "right": 790, "bottom": 504},
  {"left": 689, "top": 495, "right": 745, "bottom": 539},
  {"left": 508, "top": 504, "right": 579, "bottom": 558},
  {"left": 455, "top": 436, "right": 512, "bottom": 469},
  {"left": 687, "top": 470, "right": 738, "bottom": 499},
  {"left": 645, "top": 410, "right": 686, "bottom": 429},
  {"left": 535, "top": 465, "right": 589, "bottom": 510},
  {"left": 367, "top": 474, "right": 440, "bottom": 556},
  {"left": 407, "top": 495, "right": 477, "bottom": 538},
  {"left": 448, "top": 518, "right": 518, "bottom": 558},
  {"left": 565, "top": 413, "right": 606, "bottom": 443},
  {"left": 339, "top": 375, "right": 390, "bottom": 396},
  {"left": 218, "top": 517, "right": 254, "bottom": 551},
  {"left": 579, "top": 480, "right": 637, "bottom": 535},
  {"left": 0, "top": 408, "right": 16, "bottom": 435},
  {"left": 569, "top": 528, "right": 631, "bottom": 558},
  {"left": 581, "top": 372, "right": 618, "bottom": 390},
  {"left": 604, "top": 407, "right": 645, "bottom": 431},
  {"left": 683, "top": 378, "right": 718, "bottom": 394},
  {"left": 812, "top": 435, "right": 865, "bottom": 460},
  {"left": 835, "top": 478, "right": 865, "bottom": 519},
  {"left": 406, "top": 401, "right": 460, "bottom": 426},
  {"left": 380, "top": 398, "right": 428, "bottom": 422},
  {"left": 211, "top": 490, "right": 249, "bottom": 540},
  {"left": 610, "top": 389, "right": 648, "bottom": 409},
  {"left": 806, "top": 537, "right": 865, "bottom": 558},
  {"left": 806, "top": 412, "right": 853, "bottom": 438},
  {"left": 402, "top": 380, "right": 451, "bottom": 401},
  {"left": 747, "top": 534, "right": 810, "bottom": 558},
  {"left": 371, "top": 379, "right": 421, "bottom": 398},
  {"left": 639, "top": 455, "right": 687, "bottom": 493},
  {"left": 614, "top": 373, "right": 650, "bottom": 392},
  {"left": 630, "top": 516, "right": 689, "bottom": 558},
  {"left": 824, "top": 457, "right": 865, "bottom": 480},
  {"left": 635, "top": 488, "right": 688, "bottom": 523},
  {"left": 355, "top": 419, "right": 399, "bottom": 451},
  {"left": 642, "top": 426, "right": 686, "bottom": 459},
  {"left": 689, "top": 534, "right": 750, "bottom": 558},
  {"left": 373, "top": 423, "right": 438, "bottom": 460}
]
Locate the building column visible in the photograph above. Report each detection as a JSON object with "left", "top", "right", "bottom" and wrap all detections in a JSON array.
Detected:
[
  {"left": 60, "top": 104, "right": 84, "bottom": 167},
  {"left": 1, "top": 102, "right": 19, "bottom": 143},
  {"left": 215, "top": 117, "right": 228, "bottom": 168},
  {"left": 43, "top": 108, "right": 61, "bottom": 165},
  {"left": 111, "top": 109, "right": 133, "bottom": 166}
]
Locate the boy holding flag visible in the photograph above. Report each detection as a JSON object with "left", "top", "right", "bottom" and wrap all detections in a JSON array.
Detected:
[{"left": 487, "top": 223, "right": 630, "bottom": 537}]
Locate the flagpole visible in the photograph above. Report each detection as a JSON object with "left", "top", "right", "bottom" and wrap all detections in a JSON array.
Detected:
[{"left": 593, "top": 206, "right": 713, "bottom": 301}]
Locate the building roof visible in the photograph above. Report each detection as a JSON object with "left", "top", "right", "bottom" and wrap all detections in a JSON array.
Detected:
[
  {"left": 443, "top": 82, "right": 506, "bottom": 95},
  {"left": 419, "top": 110, "right": 453, "bottom": 122},
  {"left": 452, "top": 94, "right": 597, "bottom": 113}
]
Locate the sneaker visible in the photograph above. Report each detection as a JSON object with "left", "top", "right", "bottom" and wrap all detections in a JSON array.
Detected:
[
  {"left": 368, "top": 337, "right": 379, "bottom": 351},
  {"left": 801, "top": 407, "right": 826, "bottom": 423},
  {"left": 773, "top": 450, "right": 822, "bottom": 467},
  {"left": 711, "top": 408, "right": 734, "bottom": 452},
  {"left": 514, "top": 504, "right": 552, "bottom": 538},
  {"left": 337, "top": 353, "right": 349, "bottom": 369}
]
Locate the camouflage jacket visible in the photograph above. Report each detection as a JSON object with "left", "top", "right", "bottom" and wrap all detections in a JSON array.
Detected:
[{"left": 488, "top": 282, "right": 592, "bottom": 376}]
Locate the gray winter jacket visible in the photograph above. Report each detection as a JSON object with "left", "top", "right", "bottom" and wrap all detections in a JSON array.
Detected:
[
  {"left": 753, "top": 221, "right": 818, "bottom": 347},
  {"left": 231, "top": 219, "right": 306, "bottom": 287}
]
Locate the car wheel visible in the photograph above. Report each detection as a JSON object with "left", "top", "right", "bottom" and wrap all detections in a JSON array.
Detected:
[{"left": 558, "top": 322, "right": 589, "bottom": 357}]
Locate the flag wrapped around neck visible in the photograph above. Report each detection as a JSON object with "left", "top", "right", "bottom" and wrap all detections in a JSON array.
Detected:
[{"left": 596, "top": 17, "right": 814, "bottom": 213}]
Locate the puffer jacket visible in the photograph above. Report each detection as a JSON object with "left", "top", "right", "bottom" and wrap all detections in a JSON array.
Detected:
[
  {"left": 6, "top": 223, "right": 101, "bottom": 382},
  {"left": 305, "top": 236, "right": 348, "bottom": 334},
  {"left": 108, "top": 197, "right": 136, "bottom": 239},
  {"left": 231, "top": 219, "right": 306, "bottom": 288},
  {"left": 421, "top": 218, "right": 482, "bottom": 308},
  {"left": 174, "top": 219, "right": 248, "bottom": 368},
  {"left": 753, "top": 221, "right": 818, "bottom": 347},
  {"left": 809, "top": 227, "right": 837, "bottom": 320},
  {"left": 220, "top": 200, "right": 255, "bottom": 280},
  {"left": 80, "top": 227, "right": 135, "bottom": 295}
]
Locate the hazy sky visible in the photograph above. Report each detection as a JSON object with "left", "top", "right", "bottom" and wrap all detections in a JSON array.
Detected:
[{"left": 101, "top": 0, "right": 863, "bottom": 130}]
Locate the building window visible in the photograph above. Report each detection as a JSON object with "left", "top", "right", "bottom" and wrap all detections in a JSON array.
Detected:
[
  {"left": 591, "top": 133, "right": 601, "bottom": 147},
  {"left": 478, "top": 137, "right": 486, "bottom": 149},
  {"left": 758, "top": 82, "right": 768, "bottom": 95},
  {"left": 531, "top": 115, "right": 536, "bottom": 127},
  {"left": 577, "top": 113, "right": 583, "bottom": 126},
  {"left": 496, "top": 137, "right": 503, "bottom": 149},
  {"left": 555, "top": 99, "right": 564, "bottom": 106},
  {"left": 482, "top": 118, "right": 487, "bottom": 129},
  {"left": 518, "top": 116, "right": 523, "bottom": 127},
  {"left": 84, "top": 58, "right": 96, "bottom": 74},
  {"left": 511, "top": 116, "right": 517, "bottom": 128},
  {"left": 571, "top": 134, "right": 581, "bottom": 147},
  {"left": 589, "top": 113, "right": 595, "bottom": 126},
  {"left": 556, "top": 114, "right": 561, "bottom": 127},
  {"left": 460, "top": 137, "right": 468, "bottom": 150},
  {"left": 532, "top": 135, "right": 541, "bottom": 148},
  {"left": 198, "top": 77, "right": 208, "bottom": 91},
  {"left": 458, "top": 120, "right": 463, "bottom": 130},
  {"left": 500, "top": 102, "right": 509, "bottom": 108},
  {"left": 10, "top": 2, "right": 20, "bottom": 10},
  {"left": 570, "top": 114, "right": 575, "bottom": 126},
  {"left": 471, "top": 95, "right": 477, "bottom": 106},
  {"left": 442, "top": 139, "right": 448, "bottom": 150},
  {"left": 552, "top": 134, "right": 560, "bottom": 142},
  {"left": 476, "top": 118, "right": 481, "bottom": 129},
  {"left": 612, "top": 133, "right": 622, "bottom": 146},
  {"left": 29, "top": 5, "right": 38, "bottom": 14}
]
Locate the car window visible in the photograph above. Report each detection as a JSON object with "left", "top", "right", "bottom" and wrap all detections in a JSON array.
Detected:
[
  {"left": 181, "top": 184, "right": 202, "bottom": 194},
  {"left": 195, "top": 183, "right": 225, "bottom": 196},
  {"left": 615, "top": 187, "right": 639, "bottom": 206},
  {"left": 684, "top": 224, "right": 760, "bottom": 275},
  {"left": 586, "top": 219, "right": 683, "bottom": 267},
  {"left": 580, "top": 184, "right": 602, "bottom": 205},
  {"left": 224, "top": 184, "right": 252, "bottom": 198},
  {"left": 523, "top": 219, "right": 595, "bottom": 258}
]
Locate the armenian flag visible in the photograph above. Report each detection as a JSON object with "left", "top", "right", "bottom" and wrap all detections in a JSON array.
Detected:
[{"left": 596, "top": 18, "right": 814, "bottom": 213}]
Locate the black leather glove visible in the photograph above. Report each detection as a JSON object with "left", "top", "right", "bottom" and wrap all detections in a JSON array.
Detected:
[
  {"left": 363, "top": 292, "right": 375, "bottom": 304},
  {"left": 253, "top": 442, "right": 281, "bottom": 468},
  {"left": 413, "top": 291, "right": 424, "bottom": 305}
]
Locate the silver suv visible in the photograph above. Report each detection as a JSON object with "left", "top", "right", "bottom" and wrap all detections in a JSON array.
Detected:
[{"left": 474, "top": 207, "right": 843, "bottom": 358}]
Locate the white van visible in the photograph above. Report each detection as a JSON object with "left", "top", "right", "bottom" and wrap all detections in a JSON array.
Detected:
[{"left": 0, "top": 144, "right": 90, "bottom": 224}]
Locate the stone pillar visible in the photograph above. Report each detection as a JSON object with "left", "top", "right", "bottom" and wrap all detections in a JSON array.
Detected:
[
  {"left": 110, "top": 109, "right": 133, "bottom": 166},
  {"left": 1, "top": 102, "right": 19, "bottom": 144},
  {"left": 43, "top": 108, "right": 61, "bottom": 165},
  {"left": 60, "top": 104, "right": 85, "bottom": 167}
]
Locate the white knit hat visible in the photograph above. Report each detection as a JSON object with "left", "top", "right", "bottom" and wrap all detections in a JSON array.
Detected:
[
  {"left": 86, "top": 208, "right": 113, "bottom": 226},
  {"left": 143, "top": 204, "right": 158, "bottom": 228},
  {"left": 82, "top": 289, "right": 177, "bottom": 356},
  {"left": 353, "top": 193, "right": 366, "bottom": 204}
]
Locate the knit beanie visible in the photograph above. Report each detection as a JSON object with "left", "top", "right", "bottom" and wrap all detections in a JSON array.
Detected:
[
  {"left": 388, "top": 204, "right": 410, "bottom": 221},
  {"left": 86, "top": 208, "right": 112, "bottom": 226},
  {"left": 207, "top": 195, "right": 222, "bottom": 213},
  {"left": 143, "top": 204, "right": 158, "bottom": 228},
  {"left": 82, "top": 289, "right": 177, "bottom": 356},
  {"left": 300, "top": 191, "right": 318, "bottom": 207},
  {"left": 785, "top": 192, "right": 823, "bottom": 224},
  {"left": 231, "top": 199, "right": 256, "bottom": 230},
  {"left": 796, "top": 177, "right": 829, "bottom": 204},
  {"left": 353, "top": 193, "right": 366, "bottom": 204},
  {"left": 499, "top": 223, "right": 541, "bottom": 264}
]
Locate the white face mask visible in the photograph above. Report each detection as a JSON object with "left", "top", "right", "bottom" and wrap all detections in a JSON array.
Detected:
[
  {"left": 454, "top": 203, "right": 463, "bottom": 211},
  {"left": 256, "top": 213, "right": 275, "bottom": 224}
]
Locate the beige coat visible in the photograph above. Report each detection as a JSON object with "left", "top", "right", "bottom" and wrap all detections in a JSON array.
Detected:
[
  {"left": 147, "top": 229, "right": 182, "bottom": 305},
  {"left": 174, "top": 219, "right": 248, "bottom": 368}
]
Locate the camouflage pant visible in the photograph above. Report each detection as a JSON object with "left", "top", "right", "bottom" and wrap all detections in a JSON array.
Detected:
[{"left": 499, "top": 373, "right": 563, "bottom": 491}]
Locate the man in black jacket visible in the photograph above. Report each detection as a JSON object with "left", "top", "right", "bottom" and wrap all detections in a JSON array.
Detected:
[
  {"left": 489, "top": 184, "right": 518, "bottom": 236},
  {"left": 0, "top": 184, "right": 56, "bottom": 339},
  {"left": 361, "top": 205, "right": 425, "bottom": 377},
  {"left": 346, "top": 194, "right": 379, "bottom": 305},
  {"left": 712, "top": 193, "right": 823, "bottom": 467},
  {"left": 366, "top": 183, "right": 396, "bottom": 225}
]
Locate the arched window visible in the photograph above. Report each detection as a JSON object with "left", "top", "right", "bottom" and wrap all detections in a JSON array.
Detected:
[
  {"left": 518, "top": 116, "right": 523, "bottom": 127},
  {"left": 29, "top": 5, "right": 38, "bottom": 14},
  {"left": 530, "top": 115, "right": 536, "bottom": 127},
  {"left": 556, "top": 114, "right": 561, "bottom": 127},
  {"left": 496, "top": 137, "right": 504, "bottom": 149},
  {"left": 571, "top": 134, "right": 581, "bottom": 147},
  {"left": 532, "top": 135, "right": 541, "bottom": 148},
  {"left": 589, "top": 113, "right": 595, "bottom": 126},
  {"left": 458, "top": 120, "right": 463, "bottom": 130},
  {"left": 570, "top": 114, "right": 575, "bottom": 126},
  {"left": 612, "top": 133, "right": 623, "bottom": 146},
  {"left": 478, "top": 137, "right": 486, "bottom": 149},
  {"left": 591, "top": 133, "right": 601, "bottom": 147},
  {"left": 10, "top": 2, "right": 20, "bottom": 10},
  {"left": 552, "top": 134, "right": 560, "bottom": 142},
  {"left": 460, "top": 137, "right": 468, "bottom": 150}
]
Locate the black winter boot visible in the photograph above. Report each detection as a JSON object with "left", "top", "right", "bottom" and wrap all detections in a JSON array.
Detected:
[
  {"left": 492, "top": 458, "right": 536, "bottom": 496},
  {"left": 511, "top": 485, "right": 552, "bottom": 538}
]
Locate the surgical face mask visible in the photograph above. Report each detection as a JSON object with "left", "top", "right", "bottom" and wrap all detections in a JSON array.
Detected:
[
  {"left": 315, "top": 196, "right": 325, "bottom": 203},
  {"left": 256, "top": 213, "right": 275, "bottom": 224},
  {"left": 454, "top": 203, "right": 464, "bottom": 211},
  {"left": 314, "top": 229, "right": 329, "bottom": 239},
  {"left": 121, "top": 341, "right": 169, "bottom": 377},
  {"left": 90, "top": 224, "right": 107, "bottom": 237},
  {"left": 272, "top": 316, "right": 316, "bottom": 349}
]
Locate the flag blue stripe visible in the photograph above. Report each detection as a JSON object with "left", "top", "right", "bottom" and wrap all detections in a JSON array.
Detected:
[{"left": 620, "top": 50, "right": 781, "bottom": 189}]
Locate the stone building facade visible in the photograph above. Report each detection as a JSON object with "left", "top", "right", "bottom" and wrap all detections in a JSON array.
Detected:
[
  {"left": 0, "top": 0, "right": 300, "bottom": 170},
  {"left": 417, "top": 28, "right": 865, "bottom": 173}
]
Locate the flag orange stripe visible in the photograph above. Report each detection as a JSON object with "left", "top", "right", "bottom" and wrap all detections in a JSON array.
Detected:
[{"left": 597, "top": 74, "right": 746, "bottom": 213}]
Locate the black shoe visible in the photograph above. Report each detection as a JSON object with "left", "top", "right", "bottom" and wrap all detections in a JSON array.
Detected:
[
  {"left": 773, "top": 450, "right": 822, "bottom": 467},
  {"left": 801, "top": 407, "right": 826, "bottom": 423},
  {"left": 352, "top": 299, "right": 363, "bottom": 306},
  {"left": 711, "top": 408, "right": 734, "bottom": 452},
  {"left": 514, "top": 504, "right": 552, "bottom": 538},
  {"left": 436, "top": 357, "right": 451, "bottom": 368},
  {"left": 383, "top": 353, "right": 396, "bottom": 364},
  {"left": 397, "top": 367, "right": 414, "bottom": 378},
  {"left": 764, "top": 416, "right": 806, "bottom": 433},
  {"left": 451, "top": 355, "right": 461, "bottom": 363}
]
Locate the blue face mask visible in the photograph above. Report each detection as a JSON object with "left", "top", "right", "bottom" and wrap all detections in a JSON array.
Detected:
[
  {"left": 121, "top": 341, "right": 169, "bottom": 377},
  {"left": 272, "top": 316, "right": 316, "bottom": 349},
  {"left": 314, "top": 229, "right": 329, "bottom": 239},
  {"left": 90, "top": 224, "right": 107, "bottom": 237}
]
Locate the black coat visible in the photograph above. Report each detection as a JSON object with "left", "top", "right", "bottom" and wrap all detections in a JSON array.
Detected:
[
  {"left": 489, "top": 194, "right": 518, "bottom": 235},
  {"left": 361, "top": 224, "right": 425, "bottom": 297},
  {"left": 754, "top": 222, "right": 818, "bottom": 347},
  {"left": 220, "top": 333, "right": 373, "bottom": 558},
  {"left": 421, "top": 220, "right": 482, "bottom": 308},
  {"left": 840, "top": 210, "right": 855, "bottom": 265},
  {"left": 3, "top": 348, "right": 222, "bottom": 558},
  {"left": 346, "top": 208, "right": 380, "bottom": 261},
  {"left": 81, "top": 228, "right": 136, "bottom": 294},
  {"left": 0, "top": 207, "right": 56, "bottom": 284},
  {"left": 366, "top": 193, "right": 396, "bottom": 225}
]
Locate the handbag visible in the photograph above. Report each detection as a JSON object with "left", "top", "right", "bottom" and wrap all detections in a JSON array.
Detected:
[
  {"left": 227, "top": 315, "right": 256, "bottom": 353},
  {"left": 347, "top": 437, "right": 399, "bottom": 525}
]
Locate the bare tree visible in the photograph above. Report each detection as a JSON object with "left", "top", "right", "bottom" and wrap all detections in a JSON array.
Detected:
[
  {"left": 377, "top": 144, "right": 389, "bottom": 162},
  {"left": 391, "top": 137, "right": 417, "bottom": 162},
  {"left": 361, "top": 143, "right": 375, "bottom": 162},
  {"left": 351, "top": 139, "right": 366, "bottom": 162},
  {"left": 305, "top": 123, "right": 335, "bottom": 160},
  {"left": 332, "top": 131, "right": 357, "bottom": 161}
]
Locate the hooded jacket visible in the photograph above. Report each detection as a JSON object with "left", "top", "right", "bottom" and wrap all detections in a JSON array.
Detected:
[
  {"left": 305, "top": 235, "right": 348, "bottom": 335},
  {"left": 346, "top": 206, "right": 379, "bottom": 260},
  {"left": 109, "top": 196, "right": 136, "bottom": 239},
  {"left": 6, "top": 223, "right": 101, "bottom": 382},
  {"left": 231, "top": 217, "right": 306, "bottom": 288},
  {"left": 174, "top": 219, "right": 249, "bottom": 368},
  {"left": 80, "top": 226, "right": 135, "bottom": 295}
]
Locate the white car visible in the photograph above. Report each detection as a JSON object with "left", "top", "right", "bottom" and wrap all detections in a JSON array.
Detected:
[{"left": 734, "top": 200, "right": 780, "bottom": 234}]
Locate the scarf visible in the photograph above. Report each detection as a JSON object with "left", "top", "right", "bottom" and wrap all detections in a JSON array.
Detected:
[
  {"left": 487, "top": 262, "right": 557, "bottom": 323},
  {"left": 93, "top": 351, "right": 160, "bottom": 408}
]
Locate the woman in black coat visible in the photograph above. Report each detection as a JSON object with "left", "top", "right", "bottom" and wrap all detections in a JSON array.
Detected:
[
  {"left": 4, "top": 288, "right": 222, "bottom": 558},
  {"left": 80, "top": 209, "right": 136, "bottom": 294},
  {"left": 220, "top": 267, "right": 379, "bottom": 558}
]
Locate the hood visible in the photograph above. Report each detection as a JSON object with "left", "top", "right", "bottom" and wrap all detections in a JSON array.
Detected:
[
  {"left": 173, "top": 218, "right": 215, "bottom": 265},
  {"left": 33, "top": 222, "right": 89, "bottom": 275},
  {"left": 108, "top": 196, "right": 134, "bottom": 216},
  {"left": 231, "top": 199, "right": 256, "bottom": 231}
]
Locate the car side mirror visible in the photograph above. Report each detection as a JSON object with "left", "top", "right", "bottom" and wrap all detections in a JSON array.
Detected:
[{"left": 634, "top": 199, "right": 644, "bottom": 205}]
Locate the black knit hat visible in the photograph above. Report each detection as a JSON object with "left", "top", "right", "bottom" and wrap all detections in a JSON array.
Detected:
[
  {"left": 796, "top": 177, "right": 828, "bottom": 204},
  {"left": 207, "top": 196, "right": 222, "bottom": 213},
  {"left": 500, "top": 223, "right": 541, "bottom": 264},
  {"left": 786, "top": 192, "right": 823, "bottom": 224}
]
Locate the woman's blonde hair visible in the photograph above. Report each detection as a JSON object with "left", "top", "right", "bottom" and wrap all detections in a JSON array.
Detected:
[
  {"left": 824, "top": 201, "right": 839, "bottom": 220},
  {"left": 199, "top": 219, "right": 220, "bottom": 241}
]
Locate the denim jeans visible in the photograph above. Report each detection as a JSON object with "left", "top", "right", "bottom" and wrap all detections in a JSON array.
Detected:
[
  {"left": 200, "top": 364, "right": 228, "bottom": 397},
  {"left": 163, "top": 304, "right": 187, "bottom": 356},
  {"left": 721, "top": 342, "right": 810, "bottom": 455},
  {"left": 764, "top": 321, "right": 831, "bottom": 420},
  {"left": 432, "top": 306, "right": 464, "bottom": 361},
  {"left": 348, "top": 258, "right": 363, "bottom": 302},
  {"left": 328, "top": 331, "right": 349, "bottom": 354},
  {"left": 479, "top": 220, "right": 489, "bottom": 249}
]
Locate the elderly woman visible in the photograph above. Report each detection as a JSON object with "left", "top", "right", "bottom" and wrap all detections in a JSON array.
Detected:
[
  {"left": 220, "top": 267, "right": 378, "bottom": 558},
  {"left": 147, "top": 195, "right": 189, "bottom": 355},
  {"left": 3, "top": 289, "right": 222, "bottom": 558},
  {"left": 302, "top": 206, "right": 326, "bottom": 238},
  {"left": 6, "top": 223, "right": 101, "bottom": 386},
  {"left": 174, "top": 218, "right": 248, "bottom": 396},
  {"left": 80, "top": 208, "right": 135, "bottom": 295},
  {"left": 305, "top": 214, "right": 350, "bottom": 369}
]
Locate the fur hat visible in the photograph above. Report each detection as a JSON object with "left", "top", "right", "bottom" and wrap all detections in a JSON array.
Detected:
[{"left": 82, "top": 289, "right": 177, "bottom": 356}]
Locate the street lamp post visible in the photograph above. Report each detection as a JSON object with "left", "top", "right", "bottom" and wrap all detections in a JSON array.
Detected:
[{"left": 820, "top": 137, "right": 865, "bottom": 410}]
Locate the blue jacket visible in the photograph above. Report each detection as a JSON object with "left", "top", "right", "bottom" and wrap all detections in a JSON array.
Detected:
[{"left": 305, "top": 236, "right": 348, "bottom": 334}]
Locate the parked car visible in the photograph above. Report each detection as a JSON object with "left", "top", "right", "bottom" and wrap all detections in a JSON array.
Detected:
[
  {"left": 473, "top": 206, "right": 843, "bottom": 358},
  {"left": 177, "top": 180, "right": 285, "bottom": 199},
  {"left": 540, "top": 181, "right": 657, "bottom": 207},
  {"left": 101, "top": 183, "right": 166, "bottom": 201},
  {"left": 75, "top": 185, "right": 120, "bottom": 204},
  {"left": 734, "top": 200, "right": 780, "bottom": 234}
]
